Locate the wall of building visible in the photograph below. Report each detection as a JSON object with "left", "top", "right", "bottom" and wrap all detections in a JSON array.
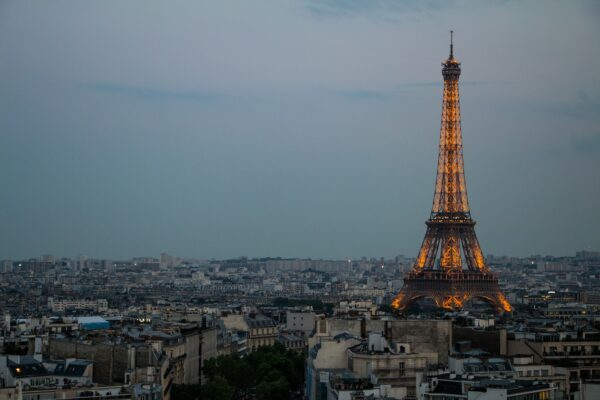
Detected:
[
  {"left": 47, "top": 339, "right": 129, "bottom": 385},
  {"left": 221, "top": 314, "right": 247, "bottom": 332},
  {"left": 579, "top": 382, "right": 600, "bottom": 400},
  {"left": 326, "top": 319, "right": 364, "bottom": 338},
  {"left": 200, "top": 328, "right": 218, "bottom": 385},
  {"left": 349, "top": 352, "right": 435, "bottom": 380},
  {"left": 312, "top": 318, "right": 451, "bottom": 363},
  {"left": 183, "top": 330, "right": 200, "bottom": 385},
  {"left": 388, "top": 320, "right": 452, "bottom": 363},
  {"left": 312, "top": 339, "right": 361, "bottom": 370},
  {"left": 164, "top": 341, "right": 186, "bottom": 385},
  {"left": 453, "top": 327, "right": 507, "bottom": 355},
  {"left": 286, "top": 311, "right": 316, "bottom": 333},
  {"left": 507, "top": 340, "right": 544, "bottom": 363}
]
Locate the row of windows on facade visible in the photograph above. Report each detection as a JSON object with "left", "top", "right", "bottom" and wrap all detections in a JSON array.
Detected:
[
  {"left": 518, "top": 369, "right": 549, "bottom": 377},
  {"left": 251, "top": 328, "right": 275, "bottom": 336}
]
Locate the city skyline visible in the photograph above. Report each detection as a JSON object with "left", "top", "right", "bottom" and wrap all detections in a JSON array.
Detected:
[{"left": 1, "top": 1, "right": 599, "bottom": 260}]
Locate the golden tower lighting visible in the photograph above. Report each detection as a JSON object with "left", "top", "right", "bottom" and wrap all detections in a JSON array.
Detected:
[{"left": 392, "top": 32, "right": 512, "bottom": 313}]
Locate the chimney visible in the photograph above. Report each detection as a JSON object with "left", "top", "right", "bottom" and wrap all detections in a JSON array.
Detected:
[
  {"left": 360, "top": 318, "right": 366, "bottom": 339},
  {"left": 384, "top": 320, "right": 391, "bottom": 340},
  {"left": 33, "top": 337, "right": 43, "bottom": 362}
]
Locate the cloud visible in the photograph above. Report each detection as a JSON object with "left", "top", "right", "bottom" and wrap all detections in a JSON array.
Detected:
[
  {"left": 396, "top": 81, "right": 501, "bottom": 88},
  {"left": 333, "top": 89, "right": 392, "bottom": 101},
  {"left": 303, "top": 0, "right": 451, "bottom": 18},
  {"left": 532, "top": 90, "right": 600, "bottom": 118},
  {"left": 327, "top": 80, "right": 498, "bottom": 101},
  {"left": 571, "top": 132, "right": 600, "bottom": 154},
  {"left": 82, "top": 82, "right": 222, "bottom": 103}
]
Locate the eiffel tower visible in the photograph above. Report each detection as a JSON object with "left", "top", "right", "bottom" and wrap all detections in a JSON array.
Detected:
[{"left": 392, "top": 32, "right": 511, "bottom": 313}]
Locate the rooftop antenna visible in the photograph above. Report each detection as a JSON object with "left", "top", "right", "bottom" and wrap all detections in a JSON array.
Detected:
[{"left": 450, "top": 30, "right": 454, "bottom": 59}]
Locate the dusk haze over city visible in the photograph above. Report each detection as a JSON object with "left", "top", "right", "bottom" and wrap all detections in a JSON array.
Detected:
[{"left": 0, "top": 1, "right": 599, "bottom": 400}]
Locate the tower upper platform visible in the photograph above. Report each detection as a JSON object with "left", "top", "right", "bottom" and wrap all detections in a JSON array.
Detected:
[{"left": 442, "top": 30, "right": 461, "bottom": 79}]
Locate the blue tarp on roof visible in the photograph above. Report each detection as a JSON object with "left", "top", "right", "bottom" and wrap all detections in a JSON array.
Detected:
[{"left": 77, "top": 316, "right": 109, "bottom": 330}]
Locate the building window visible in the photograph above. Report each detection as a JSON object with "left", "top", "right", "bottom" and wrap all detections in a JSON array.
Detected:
[
  {"left": 399, "top": 362, "right": 405, "bottom": 376},
  {"left": 319, "top": 320, "right": 326, "bottom": 334}
]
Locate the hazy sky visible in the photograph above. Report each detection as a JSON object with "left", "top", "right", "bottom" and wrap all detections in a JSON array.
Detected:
[{"left": 0, "top": 0, "right": 599, "bottom": 260}]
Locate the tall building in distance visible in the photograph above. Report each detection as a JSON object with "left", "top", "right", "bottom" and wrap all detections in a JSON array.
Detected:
[{"left": 392, "top": 32, "right": 511, "bottom": 313}]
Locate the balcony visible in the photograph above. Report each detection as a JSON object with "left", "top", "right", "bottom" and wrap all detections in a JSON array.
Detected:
[{"left": 542, "top": 351, "right": 600, "bottom": 358}]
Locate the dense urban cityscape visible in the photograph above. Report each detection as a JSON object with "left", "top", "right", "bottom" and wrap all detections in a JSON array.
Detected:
[{"left": 2, "top": 250, "right": 600, "bottom": 400}]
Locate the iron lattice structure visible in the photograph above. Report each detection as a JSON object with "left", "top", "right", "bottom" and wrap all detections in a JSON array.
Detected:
[{"left": 392, "top": 33, "right": 512, "bottom": 313}]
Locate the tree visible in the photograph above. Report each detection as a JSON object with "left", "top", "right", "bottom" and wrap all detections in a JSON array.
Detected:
[
  {"left": 173, "top": 343, "right": 304, "bottom": 400},
  {"left": 256, "top": 376, "right": 289, "bottom": 400},
  {"left": 172, "top": 384, "right": 201, "bottom": 400},
  {"left": 199, "top": 376, "right": 233, "bottom": 400}
]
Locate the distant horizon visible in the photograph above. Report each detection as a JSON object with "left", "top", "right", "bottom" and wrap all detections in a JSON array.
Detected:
[{"left": 5, "top": 249, "right": 598, "bottom": 262}]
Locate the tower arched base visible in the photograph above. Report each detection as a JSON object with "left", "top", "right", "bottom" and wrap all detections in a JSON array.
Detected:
[{"left": 392, "top": 270, "right": 512, "bottom": 313}]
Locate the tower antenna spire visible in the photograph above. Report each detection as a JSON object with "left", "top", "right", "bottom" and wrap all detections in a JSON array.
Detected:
[{"left": 450, "top": 30, "right": 454, "bottom": 59}]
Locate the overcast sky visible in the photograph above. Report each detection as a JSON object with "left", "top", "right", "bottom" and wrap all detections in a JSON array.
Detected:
[{"left": 0, "top": 0, "right": 599, "bottom": 260}]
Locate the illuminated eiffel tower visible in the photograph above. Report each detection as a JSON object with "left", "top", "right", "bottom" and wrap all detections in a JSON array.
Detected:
[{"left": 392, "top": 32, "right": 511, "bottom": 313}]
